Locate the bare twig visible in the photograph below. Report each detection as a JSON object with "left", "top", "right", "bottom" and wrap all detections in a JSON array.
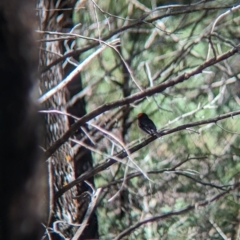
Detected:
[
  {"left": 43, "top": 46, "right": 239, "bottom": 161},
  {"left": 113, "top": 182, "right": 240, "bottom": 240},
  {"left": 40, "top": 5, "right": 232, "bottom": 74},
  {"left": 38, "top": 38, "right": 120, "bottom": 103},
  {"left": 207, "top": 4, "right": 240, "bottom": 60},
  {"left": 55, "top": 109, "right": 240, "bottom": 198},
  {"left": 100, "top": 156, "right": 207, "bottom": 189},
  {"left": 209, "top": 218, "right": 230, "bottom": 240},
  {"left": 72, "top": 188, "right": 101, "bottom": 240}
]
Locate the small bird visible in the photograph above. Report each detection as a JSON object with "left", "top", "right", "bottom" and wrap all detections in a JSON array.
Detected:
[{"left": 137, "top": 113, "right": 160, "bottom": 137}]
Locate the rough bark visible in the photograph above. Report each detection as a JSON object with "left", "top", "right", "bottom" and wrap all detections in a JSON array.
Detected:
[{"left": 38, "top": 0, "right": 98, "bottom": 238}]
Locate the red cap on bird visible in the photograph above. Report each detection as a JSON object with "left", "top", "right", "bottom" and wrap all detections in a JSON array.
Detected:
[{"left": 138, "top": 112, "right": 146, "bottom": 118}]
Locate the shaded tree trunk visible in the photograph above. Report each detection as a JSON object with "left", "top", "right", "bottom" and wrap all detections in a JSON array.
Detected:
[{"left": 38, "top": 0, "right": 98, "bottom": 238}]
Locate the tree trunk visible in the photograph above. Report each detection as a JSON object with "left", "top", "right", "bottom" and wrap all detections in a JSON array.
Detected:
[{"left": 38, "top": 0, "right": 98, "bottom": 238}]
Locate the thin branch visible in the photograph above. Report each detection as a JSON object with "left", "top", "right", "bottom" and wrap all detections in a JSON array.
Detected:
[
  {"left": 55, "top": 109, "right": 240, "bottom": 198},
  {"left": 38, "top": 38, "right": 120, "bottom": 103},
  {"left": 207, "top": 4, "right": 240, "bottom": 60},
  {"left": 87, "top": 122, "right": 151, "bottom": 182},
  {"left": 175, "top": 171, "right": 228, "bottom": 190},
  {"left": 40, "top": 5, "right": 232, "bottom": 73},
  {"left": 100, "top": 156, "right": 207, "bottom": 189},
  {"left": 209, "top": 218, "right": 230, "bottom": 240},
  {"left": 43, "top": 46, "right": 239, "bottom": 161},
  {"left": 72, "top": 188, "right": 101, "bottom": 240},
  {"left": 99, "top": 158, "right": 230, "bottom": 192},
  {"left": 113, "top": 182, "right": 240, "bottom": 240}
]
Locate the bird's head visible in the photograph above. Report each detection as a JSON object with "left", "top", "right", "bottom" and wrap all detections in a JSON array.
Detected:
[{"left": 138, "top": 113, "right": 148, "bottom": 118}]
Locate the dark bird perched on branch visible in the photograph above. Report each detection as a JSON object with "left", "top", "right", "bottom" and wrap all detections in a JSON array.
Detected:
[{"left": 137, "top": 113, "right": 161, "bottom": 137}]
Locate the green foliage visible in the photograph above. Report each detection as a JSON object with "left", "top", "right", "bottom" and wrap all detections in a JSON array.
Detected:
[{"left": 73, "top": 0, "right": 240, "bottom": 239}]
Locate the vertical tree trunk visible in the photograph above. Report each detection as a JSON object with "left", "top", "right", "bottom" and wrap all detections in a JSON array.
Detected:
[{"left": 38, "top": 0, "right": 98, "bottom": 238}]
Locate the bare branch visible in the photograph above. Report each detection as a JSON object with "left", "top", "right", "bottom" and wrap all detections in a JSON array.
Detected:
[
  {"left": 39, "top": 38, "right": 120, "bottom": 103},
  {"left": 113, "top": 182, "right": 240, "bottom": 240},
  {"left": 40, "top": 4, "right": 232, "bottom": 73},
  {"left": 43, "top": 46, "right": 239, "bottom": 160},
  {"left": 72, "top": 188, "right": 101, "bottom": 240},
  {"left": 55, "top": 109, "right": 240, "bottom": 198}
]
